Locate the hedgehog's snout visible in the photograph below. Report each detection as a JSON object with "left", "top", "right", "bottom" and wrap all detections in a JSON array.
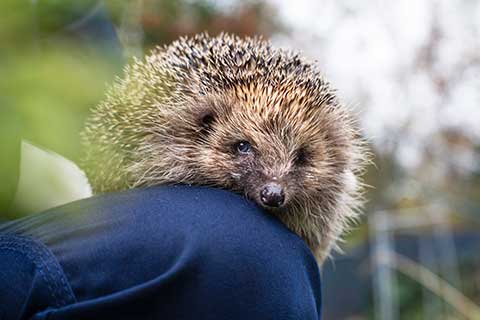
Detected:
[{"left": 260, "top": 182, "right": 285, "bottom": 208}]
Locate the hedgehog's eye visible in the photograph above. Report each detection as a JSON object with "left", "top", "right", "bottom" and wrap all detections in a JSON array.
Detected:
[
  {"left": 234, "top": 141, "right": 252, "bottom": 155},
  {"left": 294, "top": 147, "right": 309, "bottom": 165}
]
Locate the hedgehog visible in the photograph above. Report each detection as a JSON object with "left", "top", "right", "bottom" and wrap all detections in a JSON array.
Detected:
[{"left": 81, "top": 33, "right": 368, "bottom": 264}]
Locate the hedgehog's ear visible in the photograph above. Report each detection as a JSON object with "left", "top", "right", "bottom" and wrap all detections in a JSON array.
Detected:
[
  {"left": 201, "top": 113, "right": 215, "bottom": 127},
  {"left": 198, "top": 110, "right": 216, "bottom": 132}
]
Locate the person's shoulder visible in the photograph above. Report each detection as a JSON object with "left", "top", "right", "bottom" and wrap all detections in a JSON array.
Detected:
[
  {"left": 48, "top": 184, "right": 319, "bottom": 276},
  {"left": 163, "top": 185, "right": 320, "bottom": 275}
]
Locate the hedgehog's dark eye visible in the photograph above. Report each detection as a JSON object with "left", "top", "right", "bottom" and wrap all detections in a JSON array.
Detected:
[
  {"left": 234, "top": 141, "right": 252, "bottom": 155},
  {"left": 294, "top": 147, "right": 309, "bottom": 165}
]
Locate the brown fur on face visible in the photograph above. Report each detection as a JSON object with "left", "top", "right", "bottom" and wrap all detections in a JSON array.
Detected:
[{"left": 81, "top": 33, "right": 368, "bottom": 264}]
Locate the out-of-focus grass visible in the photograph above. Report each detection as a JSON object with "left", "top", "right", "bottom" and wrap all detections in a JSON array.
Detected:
[
  {"left": 0, "top": 0, "right": 121, "bottom": 215},
  {"left": 1, "top": 47, "right": 117, "bottom": 160},
  {"left": 0, "top": 49, "right": 115, "bottom": 216}
]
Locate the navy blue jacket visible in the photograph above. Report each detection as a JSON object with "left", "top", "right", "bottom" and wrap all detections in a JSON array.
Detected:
[{"left": 0, "top": 186, "right": 322, "bottom": 319}]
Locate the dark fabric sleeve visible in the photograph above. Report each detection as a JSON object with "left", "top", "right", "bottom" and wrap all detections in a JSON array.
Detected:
[{"left": 0, "top": 186, "right": 322, "bottom": 320}]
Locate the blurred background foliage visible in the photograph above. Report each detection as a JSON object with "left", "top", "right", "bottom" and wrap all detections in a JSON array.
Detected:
[{"left": 1, "top": 0, "right": 479, "bottom": 319}]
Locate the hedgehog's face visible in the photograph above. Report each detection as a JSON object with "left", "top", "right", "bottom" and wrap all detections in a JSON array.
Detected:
[{"left": 178, "top": 90, "right": 355, "bottom": 214}]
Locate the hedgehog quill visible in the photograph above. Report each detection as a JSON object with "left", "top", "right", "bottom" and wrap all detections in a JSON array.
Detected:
[{"left": 81, "top": 33, "right": 369, "bottom": 264}]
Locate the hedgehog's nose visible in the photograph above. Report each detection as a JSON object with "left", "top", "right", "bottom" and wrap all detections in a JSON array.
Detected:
[{"left": 260, "top": 183, "right": 285, "bottom": 208}]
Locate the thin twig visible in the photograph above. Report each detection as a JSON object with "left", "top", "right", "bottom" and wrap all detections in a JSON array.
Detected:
[{"left": 387, "top": 252, "right": 480, "bottom": 320}]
